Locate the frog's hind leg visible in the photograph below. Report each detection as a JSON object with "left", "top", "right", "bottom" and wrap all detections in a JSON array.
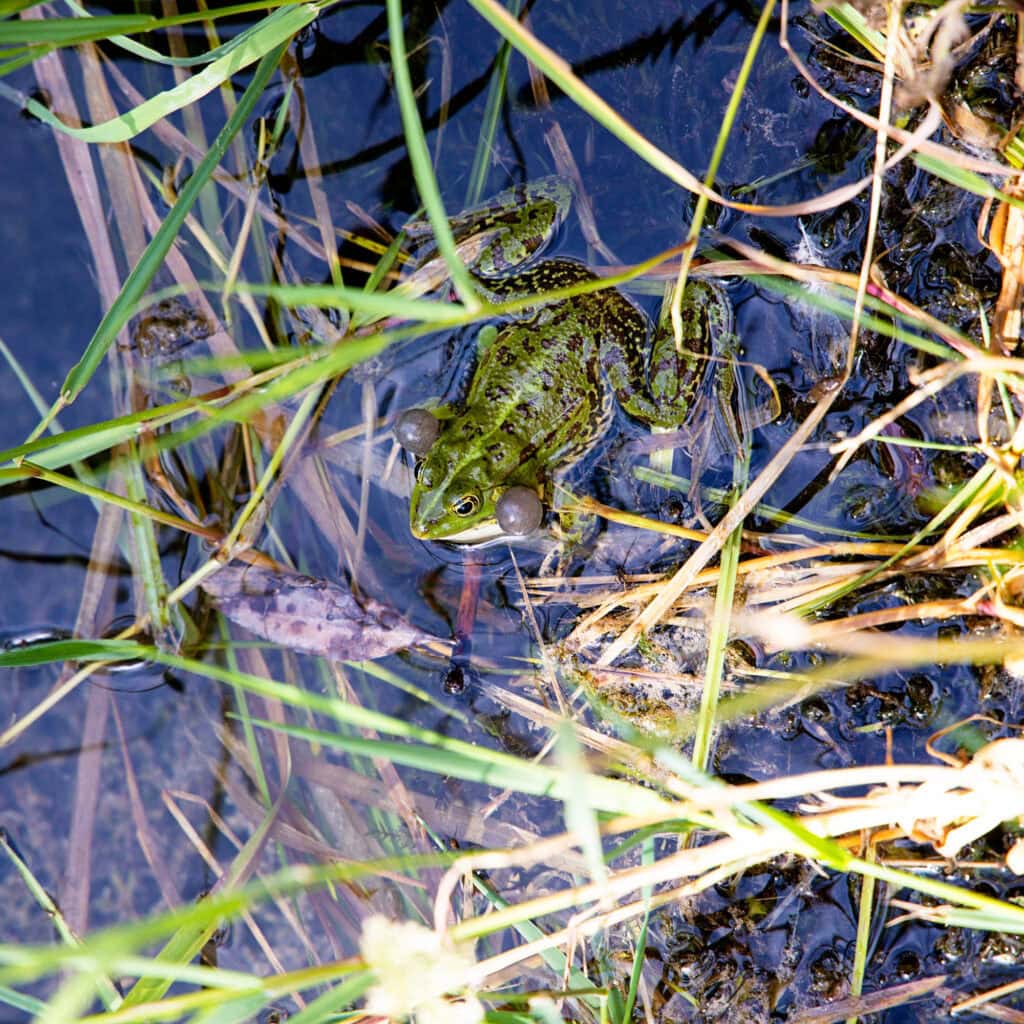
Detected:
[
  {"left": 640, "top": 280, "right": 733, "bottom": 526},
  {"left": 597, "top": 294, "right": 663, "bottom": 425},
  {"left": 405, "top": 177, "right": 572, "bottom": 276},
  {"left": 648, "top": 280, "right": 730, "bottom": 429}
]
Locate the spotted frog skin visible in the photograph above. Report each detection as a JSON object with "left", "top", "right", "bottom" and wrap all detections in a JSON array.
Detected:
[{"left": 400, "top": 178, "right": 734, "bottom": 544}]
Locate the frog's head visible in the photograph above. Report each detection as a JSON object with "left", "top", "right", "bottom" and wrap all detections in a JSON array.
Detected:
[
  {"left": 410, "top": 453, "right": 503, "bottom": 543},
  {"left": 395, "top": 409, "right": 544, "bottom": 544}
]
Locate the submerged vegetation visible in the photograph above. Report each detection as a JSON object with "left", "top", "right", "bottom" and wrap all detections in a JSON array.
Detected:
[{"left": 4, "top": 0, "right": 1024, "bottom": 1020}]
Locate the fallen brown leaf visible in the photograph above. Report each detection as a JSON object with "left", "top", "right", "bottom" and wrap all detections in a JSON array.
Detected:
[{"left": 202, "top": 564, "right": 444, "bottom": 661}]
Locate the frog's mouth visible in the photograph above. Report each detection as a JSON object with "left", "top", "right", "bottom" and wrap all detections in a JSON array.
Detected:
[
  {"left": 434, "top": 520, "right": 506, "bottom": 545},
  {"left": 410, "top": 515, "right": 505, "bottom": 545}
]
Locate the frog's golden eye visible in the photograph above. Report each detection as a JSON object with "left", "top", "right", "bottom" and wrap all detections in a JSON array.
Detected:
[{"left": 450, "top": 493, "right": 480, "bottom": 517}]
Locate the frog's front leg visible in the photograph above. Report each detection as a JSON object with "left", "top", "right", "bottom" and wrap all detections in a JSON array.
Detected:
[
  {"left": 537, "top": 477, "right": 601, "bottom": 576},
  {"left": 550, "top": 478, "right": 599, "bottom": 547}
]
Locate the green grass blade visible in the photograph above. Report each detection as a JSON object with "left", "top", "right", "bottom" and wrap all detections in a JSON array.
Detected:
[
  {"left": 617, "top": 838, "right": 653, "bottom": 1024},
  {"left": 349, "top": 230, "right": 409, "bottom": 329},
  {"left": 0, "top": 832, "right": 121, "bottom": 1010},
  {"left": 0, "top": 640, "right": 678, "bottom": 818},
  {"left": 1, "top": 4, "right": 317, "bottom": 142},
  {"left": 795, "top": 461, "right": 993, "bottom": 615},
  {"left": 233, "top": 280, "right": 469, "bottom": 321},
  {"left": 0, "top": 859, "right": 448, "bottom": 991},
  {"left": 283, "top": 973, "right": 374, "bottom": 1024},
  {"left": 464, "top": 0, "right": 711, "bottom": 200},
  {"left": 0, "top": 15, "right": 155, "bottom": 44},
  {"left": 464, "top": 0, "right": 521, "bottom": 206},
  {"left": 633, "top": 464, "right": 921, "bottom": 541},
  {"left": 0, "top": 47, "right": 38, "bottom": 77},
  {"left": 822, "top": 2, "right": 886, "bottom": 61},
  {"left": 0, "top": 395, "right": 198, "bottom": 470},
  {"left": 692, "top": 493, "right": 742, "bottom": 771},
  {"left": 60, "top": 0, "right": 301, "bottom": 69},
  {"left": 556, "top": 720, "right": 607, "bottom": 886},
  {"left": 847, "top": 854, "right": 876, "bottom": 1024},
  {"left": 59, "top": 38, "right": 290, "bottom": 405},
  {"left": 4, "top": 463, "right": 211, "bottom": 538},
  {"left": 252, "top": 717, "right": 671, "bottom": 818},
  {"left": 0, "top": 0, "right": 48, "bottom": 15},
  {"left": 385, "top": 0, "right": 481, "bottom": 308},
  {"left": 189, "top": 993, "right": 274, "bottom": 1024},
  {"left": 119, "top": 799, "right": 283, "bottom": 1009},
  {"left": 915, "top": 152, "right": 1024, "bottom": 210},
  {"left": 0, "top": 985, "right": 46, "bottom": 1016},
  {"left": 672, "top": 0, "right": 774, "bottom": 325}
]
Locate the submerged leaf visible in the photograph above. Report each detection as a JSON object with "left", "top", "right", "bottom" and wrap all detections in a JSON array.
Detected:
[{"left": 202, "top": 564, "right": 441, "bottom": 661}]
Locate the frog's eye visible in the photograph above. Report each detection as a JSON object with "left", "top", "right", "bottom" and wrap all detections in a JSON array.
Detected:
[
  {"left": 395, "top": 408, "right": 440, "bottom": 456},
  {"left": 415, "top": 461, "right": 438, "bottom": 489},
  {"left": 496, "top": 486, "right": 543, "bottom": 535},
  {"left": 450, "top": 493, "right": 481, "bottom": 517}
]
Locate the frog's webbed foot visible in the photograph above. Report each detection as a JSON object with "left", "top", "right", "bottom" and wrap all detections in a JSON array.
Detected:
[
  {"left": 684, "top": 357, "right": 780, "bottom": 527},
  {"left": 703, "top": 354, "right": 780, "bottom": 458},
  {"left": 538, "top": 527, "right": 594, "bottom": 578}
]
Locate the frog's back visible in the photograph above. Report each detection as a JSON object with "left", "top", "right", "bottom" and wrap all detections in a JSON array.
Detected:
[
  {"left": 455, "top": 301, "right": 612, "bottom": 483},
  {"left": 460, "top": 256, "right": 657, "bottom": 476}
]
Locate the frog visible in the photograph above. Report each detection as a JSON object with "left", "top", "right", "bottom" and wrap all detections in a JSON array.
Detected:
[
  {"left": 395, "top": 177, "right": 735, "bottom": 545},
  {"left": 132, "top": 297, "right": 212, "bottom": 360},
  {"left": 129, "top": 297, "right": 214, "bottom": 402}
]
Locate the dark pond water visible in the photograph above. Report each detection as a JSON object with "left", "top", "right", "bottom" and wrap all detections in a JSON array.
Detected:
[{"left": 1, "top": 1, "right": 1022, "bottom": 1020}]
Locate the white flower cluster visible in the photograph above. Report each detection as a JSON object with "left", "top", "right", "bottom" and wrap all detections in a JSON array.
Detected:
[{"left": 360, "top": 915, "right": 483, "bottom": 1024}]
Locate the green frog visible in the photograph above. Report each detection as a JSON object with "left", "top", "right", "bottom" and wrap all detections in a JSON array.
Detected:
[{"left": 395, "top": 177, "right": 734, "bottom": 544}]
